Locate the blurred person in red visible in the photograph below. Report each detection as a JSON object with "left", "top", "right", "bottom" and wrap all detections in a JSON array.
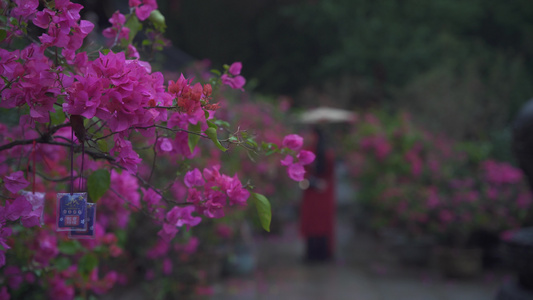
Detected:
[{"left": 299, "top": 127, "right": 336, "bottom": 262}]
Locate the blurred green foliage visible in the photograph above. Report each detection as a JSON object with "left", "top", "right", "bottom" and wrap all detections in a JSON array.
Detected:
[
  {"left": 152, "top": 0, "right": 533, "bottom": 156},
  {"left": 161, "top": 0, "right": 533, "bottom": 101}
]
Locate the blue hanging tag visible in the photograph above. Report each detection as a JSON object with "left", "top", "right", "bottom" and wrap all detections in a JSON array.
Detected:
[
  {"left": 56, "top": 192, "right": 87, "bottom": 231},
  {"left": 69, "top": 203, "right": 96, "bottom": 239}
]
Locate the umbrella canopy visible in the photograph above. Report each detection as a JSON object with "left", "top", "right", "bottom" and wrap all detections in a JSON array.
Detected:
[{"left": 298, "top": 107, "right": 357, "bottom": 124}]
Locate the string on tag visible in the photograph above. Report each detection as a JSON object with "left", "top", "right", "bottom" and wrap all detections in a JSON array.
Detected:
[
  {"left": 70, "top": 127, "right": 74, "bottom": 195},
  {"left": 79, "top": 141, "right": 85, "bottom": 192},
  {"left": 32, "top": 140, "right": 36, "bottom": 194}
]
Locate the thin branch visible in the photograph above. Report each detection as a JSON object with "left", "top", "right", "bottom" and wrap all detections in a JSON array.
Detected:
[
  {"left": 133, "top": 125, "right": 208, "bottom": 138},
  {"left": 0, "top": 123, "right": 71, "bottom": 152},
  {"left": 35, "top": 170, "right": 80, "bottom": 183}
]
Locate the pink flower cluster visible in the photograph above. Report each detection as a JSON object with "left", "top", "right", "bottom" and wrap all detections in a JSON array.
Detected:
[
  {"left": 359, "top": 135, "right": 391, "bottom": 161},
  {"left": 184, "top": 166, "right": 250, "bottom": 219},
  {"left": 0, "top": 0, "right": 308, "bottom": 298},
  {"left": 168, "top": 74, "right": 214, "bottom": 114},
  {"left": 33, "top": 0, "right": 94, "bottom": 60},
  {"left": 129, "top": 0, "right": 158, "bottom": 21},
  {"left": 158, "top": 206, "right": 201, "bottom": 242},
  {"left": 0, "top": 171, "right": 44, "bottom": 267},
  {"left": 280, "top": 134, "right": 315, "bottom": 181},
  {"left": 482, "top": 159, "right": 523, "bottom": 185},
  {"left": 102, "top": 11, "right": 130, "bottom": 42},
  {"left": 64, "top": 51, "right": 171, "bottom": 132},
  {"left": 221, "top": 62, "right": 246, "bottom": 91},
  {"left": 10, "top": 0, "right": 38, "bottom": 22},
  {"left": 0, "top": 44, "right": 64, "bottom": 123},
  {"left": 349, "top": 111, "right": 533, "bottom": 240},
  {"left": 98, "top": 170, "right": 140, "bottom": 229}
]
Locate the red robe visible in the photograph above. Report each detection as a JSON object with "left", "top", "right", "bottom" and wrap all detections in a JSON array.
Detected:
[{"left": 299, "top": 150, "right": 336, "bottom": 257}]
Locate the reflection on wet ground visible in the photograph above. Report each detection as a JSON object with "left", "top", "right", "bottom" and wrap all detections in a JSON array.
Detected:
[{"left": 211, "top": 207, "right": 506, "bottom": 300}]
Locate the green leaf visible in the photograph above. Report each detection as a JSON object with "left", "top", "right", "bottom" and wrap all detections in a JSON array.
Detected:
[
  {"left": 0, "top": 30, "right": 6, "bottom": 43},
  {"left": 188, "top": 123, "right": 202, "bottom": 153},
  {"left": 87, "top": 169, "right": 110, "bottom": 202},
  {"left": 206, "top": 120, "right": 218, "bottom": 130},
  {"left": 210, "top": 69, "right": 221, "bottom": 76},
  {"left": 78, "top": 253, "right": 98, "bottom": 275},
  {"left": 262, "top": 142, "right": 279, "bottom": 156},
  {"left": 54, "top": 257, "right": 71, "bottom": 271},
  {"left": 9, "top": 17, "right": 18, "bottom": 27},
  {"left": 58, "top": 240, "right": 81, "bottom": 255},
  {"left": 261, "top": 142, "right": 278, "bottom": 151},
  {"left": 246, "top": 138, "right": 258, "bottom": 149},
  {"left": 124, "top": 15, "right": 142, "bottom": 43},
  {"left": 251, "top": 193, "right": 271, "bottom": 232},
  {"left": 205, "top": 127, "right": 227, "bottom": 152},
  {"left": 148, "top": 9, "right": 166, "bottom": 32},
  {"left": 96, "top": 139, "right": 110, "bottom": 152},
  {"left": 50, "top": 109, "right": 65, "bottom": 126},
  {"left": 213, "top": 119, "right": 230, "bottom": 129},
  {"left": 101, "top": 48, "right": 110, "bottom": 55}
]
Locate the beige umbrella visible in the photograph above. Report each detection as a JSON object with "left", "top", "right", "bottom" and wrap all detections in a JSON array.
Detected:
[{"left": 298, "top": 107, "right": 357, "bottom": 124}]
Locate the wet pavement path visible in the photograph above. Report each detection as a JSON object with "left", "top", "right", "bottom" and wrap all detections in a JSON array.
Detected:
[{"left": 210, "top": 207, "right": 507, "bottom": 300}]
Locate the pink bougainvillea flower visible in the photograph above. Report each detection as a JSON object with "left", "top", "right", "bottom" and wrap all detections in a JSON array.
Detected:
[
  {"left": 221, "top": 74, "right": 246, "bottom": 91},
  {"left": 129, "top": 0, "right": 158, "bottom": 21},
  {"left": 282, "top": 134, "right": 303, "bottom": 151},
  {"left": 20, "top": 208, "right": 43, "bottom": 228},
  {"left": 157, "top": 223, "right": 179, "bottom": 243},
  {"left": 102, "top": 11, "right": 130, "bottom": 41},
  {"left": 33, "top": 232, "right": 59, "bottom": 266},
  {"left": 201, "top": 190, "right": 226, "bottom": 218},
  {"left": 92, "top": 271, "right": 118, "bottom": 295},
  {"left": 297, "top": 150, "right": 316, "bottom": 165},
  {"left": 226, "top": 175, "right": 250, "bottom": 205},
  {"left": 0, "top": 227, "right": 12, "bottom": 250},
  {"left": 287, "top": 163, "right": 305, "bottom": 181},
  {"left": 3, "top": 171, "right": 30, "bottom": 194},
  {"left": 166, "top": 205, "right": 201, "bottom": 229},
  {"left": 116, "top": 146, "right": 142, "bottom": 174},
  {"left": 228, "top": 62, "right": 242, "bottom": 76},
  {"left": 5, "top": 196, "right": 32, "bottom": 221},
  {"left": 202, "top": 165, "right": 221, "bottom": 182},
  {"left": 184, "top": 169, "right": 205, "bottom": 188},
  {"left": 48, "top": 277, "right": 75, "bottom": 300},
  {"left": 11, "top": 0, "right": 39, "bottom": 20},
  {"left": 159, "top": 138, "right": 173, "bottom": 152},
  {"left": 141, "top": 187, "right": 161, "bottom": 209},
  {"left": 221, "top": 62, "right": 246, "bottom": 90},
  {"left": 126, "top": 44, "right": 140, "bottom": 59},
  {"left": 280, "top": 155, "right": 293, "bottom": 166},
  {"left": 482, "top": 160, "right": 523, "bottom": 185}
]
